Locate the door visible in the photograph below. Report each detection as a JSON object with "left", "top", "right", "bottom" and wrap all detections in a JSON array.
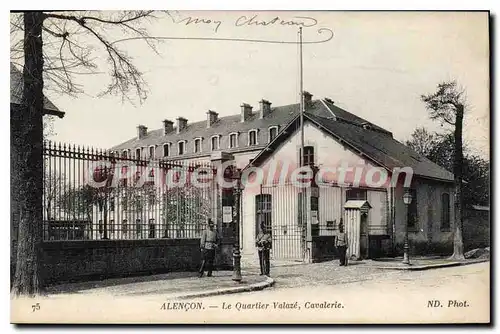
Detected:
[{"left": 360, "top": 213, "right": 369, "bottom": 259}]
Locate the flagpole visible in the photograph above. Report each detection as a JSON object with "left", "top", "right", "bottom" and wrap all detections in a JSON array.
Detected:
[
  {"left": 298, "top": 27, "right": 306, "bottom": 262},
  {"left": 299, "top": 27, "right": 305, "bottom": 169}
]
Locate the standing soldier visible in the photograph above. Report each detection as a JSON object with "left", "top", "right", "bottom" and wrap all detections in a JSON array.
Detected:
[
  {"left": 199, "top": 218, "right": 220, "bottom": 278},
  {"left": 256, "top": 222, "right": 272, "bottom": 276},
  {"left": 336, "top": 220, "right": 348, "bottom": 266}
]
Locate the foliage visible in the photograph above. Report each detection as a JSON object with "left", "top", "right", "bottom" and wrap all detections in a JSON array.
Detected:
[
  {"left": 406, "top": 129, "right": 489, "bottom": 207},
  {"left": 162, "top": 185, "right": 212, "bottom": 238},
  {"left": 420, "top": 81, "right": 467, "bottom": 127},
  {"left": 58, "top": 184, "right": 100, "bottom": 220}
]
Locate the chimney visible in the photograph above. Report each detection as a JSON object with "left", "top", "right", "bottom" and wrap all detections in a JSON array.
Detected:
[
  {"left": 163, "top": 119, "right": 174, "bottom": 135},
  {"left": 303, "top": 91, "right": 313, "bottom": 107},
  {"left": 176, "top": 117, "right": 188, "bottom": 134},
  {"left": 240, "top": 103, "right": 253, "bottom": 122},
  {"left": 259, "top": 99, "right": 272, "bottom": 119},
  {"left": 137, "top": 125, "right": 148, "bottom": 139},
  {"left": 206, "top": 110, "right": 218, "bottom": 128}
]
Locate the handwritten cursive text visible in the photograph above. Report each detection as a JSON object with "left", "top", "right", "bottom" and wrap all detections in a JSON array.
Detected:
[
  {"left": 167, "top": 11, "right": 223, "bottom": 33},
  {"left": 235, "top": 15, "right": 318, "bottom": 28}
]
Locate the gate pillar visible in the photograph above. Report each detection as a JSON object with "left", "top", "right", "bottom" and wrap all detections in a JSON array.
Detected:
[{"left": 210, "top": 152, "right": 236, "bottom": 240}]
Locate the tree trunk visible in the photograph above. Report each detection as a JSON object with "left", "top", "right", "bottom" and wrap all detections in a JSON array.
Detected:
[
  {"left": 11, "top": 11, "right": 45, "bottom": 297},
  {"left": 450, "top": 106, "right": 465, "bottom": 260}
]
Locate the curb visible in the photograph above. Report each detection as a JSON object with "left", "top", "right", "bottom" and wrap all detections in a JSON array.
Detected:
[
  {"left": 374, "top": 258, "right": 489, "bottom": 271},
  {"left": 165, "top": 276, "right": 275, "bottom": 300}
]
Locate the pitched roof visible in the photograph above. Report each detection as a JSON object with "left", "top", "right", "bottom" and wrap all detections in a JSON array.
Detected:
[
  {"left": 321, "top": 99, "right": 392, "bottom": 136},
  {"left": 110, "top": 99, "right": 336, "bottom": 152},
  {"left": 10, "top": 63, "right": 64, "bottom": 116},
  {"left": 249, "top": 112, "right": 454, "bottom": 183}
]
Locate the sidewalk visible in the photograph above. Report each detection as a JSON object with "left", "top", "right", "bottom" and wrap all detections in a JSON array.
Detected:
[
  {"left": 44, "top": 270, "right": 274, "bottom": 300},
  {"left": 359, "top": 256, "right": 489, "bottom": 270}
]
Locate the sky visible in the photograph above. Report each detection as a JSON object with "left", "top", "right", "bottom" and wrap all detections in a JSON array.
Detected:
[{"left": 39, "top": 10, "right": 489, "bottom": 158}]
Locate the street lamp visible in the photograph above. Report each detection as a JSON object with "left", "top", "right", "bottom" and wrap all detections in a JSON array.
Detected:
[
  {"left": 231, "top": 167, "right": 242, "bottom": 282},
  {"left": 402, "top": 188, "right": 413, "bottom": 265}
]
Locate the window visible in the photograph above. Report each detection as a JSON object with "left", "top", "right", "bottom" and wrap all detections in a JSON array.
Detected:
[
  {"left": 211, "top": 136, "right": 219, "bottom": 151},
  {"left": 255, "top": 194, "right": 272, "bottom": 236},
  {"left": 300, "top": 146, "right": 315, "bottom": 166},
  {"left": 122, "top": 150, "right": 129, "bottom": 158},
  {"left": 136, "top": 219, "right": 142, "bottom": 235},
  {"left": 346, "top": 188, "right": 367, "bottom": 201},
  {"left": 326, "top": 220, "right": 335, "bottom": 229},
  {"left": 249, "top": 130, "right": 258, "bottom": 146},
  {"left": 148, "top": 219, "right": 156, "bottom": 238},
  {"left": 148, "top": 146, "right": 155, "bottom": 159},
  {"left": 229, "top": 133, "right": 238, "bottom": 148},
  {"left": 110, "top": 197, "right": 115, "bottom": 212},
  {"left": 135, "top": 148, "right": 141, "bottom": 159},
  {"left": 269, "top": 126, "right": 278, "bottom": 142},
  {"left": 441, "top": 193, "right": 451, "bottom": 230},
  {"left": 311, "top": 196, "right": 319, "bottom": 212},
  {"left": 122, "top": 219, "right": 128, "bottom": 234},
  {"left": 407, "top": 188, "right": 418, "bottom": 229},
  {"left": 178, "top": 141, "right": 185, "bottom": 155},
  {"left": 163, "top": 143, "right": 170, "bottom": 157},
  {"left": 194, "top": 138, "right": 202, "bottom": 153}
]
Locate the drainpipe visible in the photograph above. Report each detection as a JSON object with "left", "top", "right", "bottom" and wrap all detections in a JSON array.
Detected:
[{"left": 391, "top": 186, "right": 396, "bottom": 256}]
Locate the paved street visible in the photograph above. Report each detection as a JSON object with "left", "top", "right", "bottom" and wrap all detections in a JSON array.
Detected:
[
  {"left": 13, "top": 262, "right": 489, "bottom": 324},
  {"left": 190, "top": 262, "right": 490, "bottom": 324}
]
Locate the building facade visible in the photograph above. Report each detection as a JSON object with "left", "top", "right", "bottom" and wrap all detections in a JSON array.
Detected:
[{"left": 110, "top": 92, "right": 455, "bottom": 263}]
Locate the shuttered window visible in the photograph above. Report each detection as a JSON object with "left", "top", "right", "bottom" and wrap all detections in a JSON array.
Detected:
[{"left": 441, "top": 193, "right": 451, "bottom": 230}]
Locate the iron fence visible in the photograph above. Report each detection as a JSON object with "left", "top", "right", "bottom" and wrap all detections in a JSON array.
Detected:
[{"left": 43, "top": 141, "right": 217, "bottom": 241}]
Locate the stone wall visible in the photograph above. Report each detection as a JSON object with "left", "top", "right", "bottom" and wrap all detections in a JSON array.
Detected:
[
  {"left": 40, "top": 239, "right": 234, "bottom": 286},
  {"left": 463, "top": 208, "right": 490, "bottom": 252}
]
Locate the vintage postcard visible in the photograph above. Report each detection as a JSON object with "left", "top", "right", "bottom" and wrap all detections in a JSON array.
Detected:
[{"left": 9, "top": 9, "right": 490, "bottom": 324}]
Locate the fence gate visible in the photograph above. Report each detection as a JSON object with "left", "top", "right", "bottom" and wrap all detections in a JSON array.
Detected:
[{"left": 258, "top": 184, "right": 305, "bottom": 261}]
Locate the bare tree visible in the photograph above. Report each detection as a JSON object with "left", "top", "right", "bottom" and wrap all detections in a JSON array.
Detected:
[
  {"left": 421, "top": 81, "right": 467, "bottom": 260},
  {"left": 10, "top": 10, "right": 162, "bottom": 296}
]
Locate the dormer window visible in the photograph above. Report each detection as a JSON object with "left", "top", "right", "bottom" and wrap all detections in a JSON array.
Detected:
[
  {"left": 194, "top": 138, "right": 203, "bottom": 153},
  {"left": 163, "top": 143, "right": 170, "bottom": 157},
  {"left": 211, "top": 135, "right": 220, "bottom": 151},
  {"left": 268, "top": 126, "right": 278, "bottom": 142},
  {"left": 178, "top": 141, "right": 186, "bottom": 155},
  {"left": 248, "top": 129, "right": 258, "bottom": 146},
  {"left": 148, "top": 145, "right": 156, "bottom": 159},
  {"left": 229, "top": 132, "right": 238, "bottom": 149}
]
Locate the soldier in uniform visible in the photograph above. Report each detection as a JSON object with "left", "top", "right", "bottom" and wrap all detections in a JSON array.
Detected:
[
  {"left": 199, "top": 218, "right": 220, "bottom": 278},
  {"left": 256, "top": 222, "right": 272, "bottom": 276},
  {"left": 336, "top": 220, "right": 348, "bottom": 266}
]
